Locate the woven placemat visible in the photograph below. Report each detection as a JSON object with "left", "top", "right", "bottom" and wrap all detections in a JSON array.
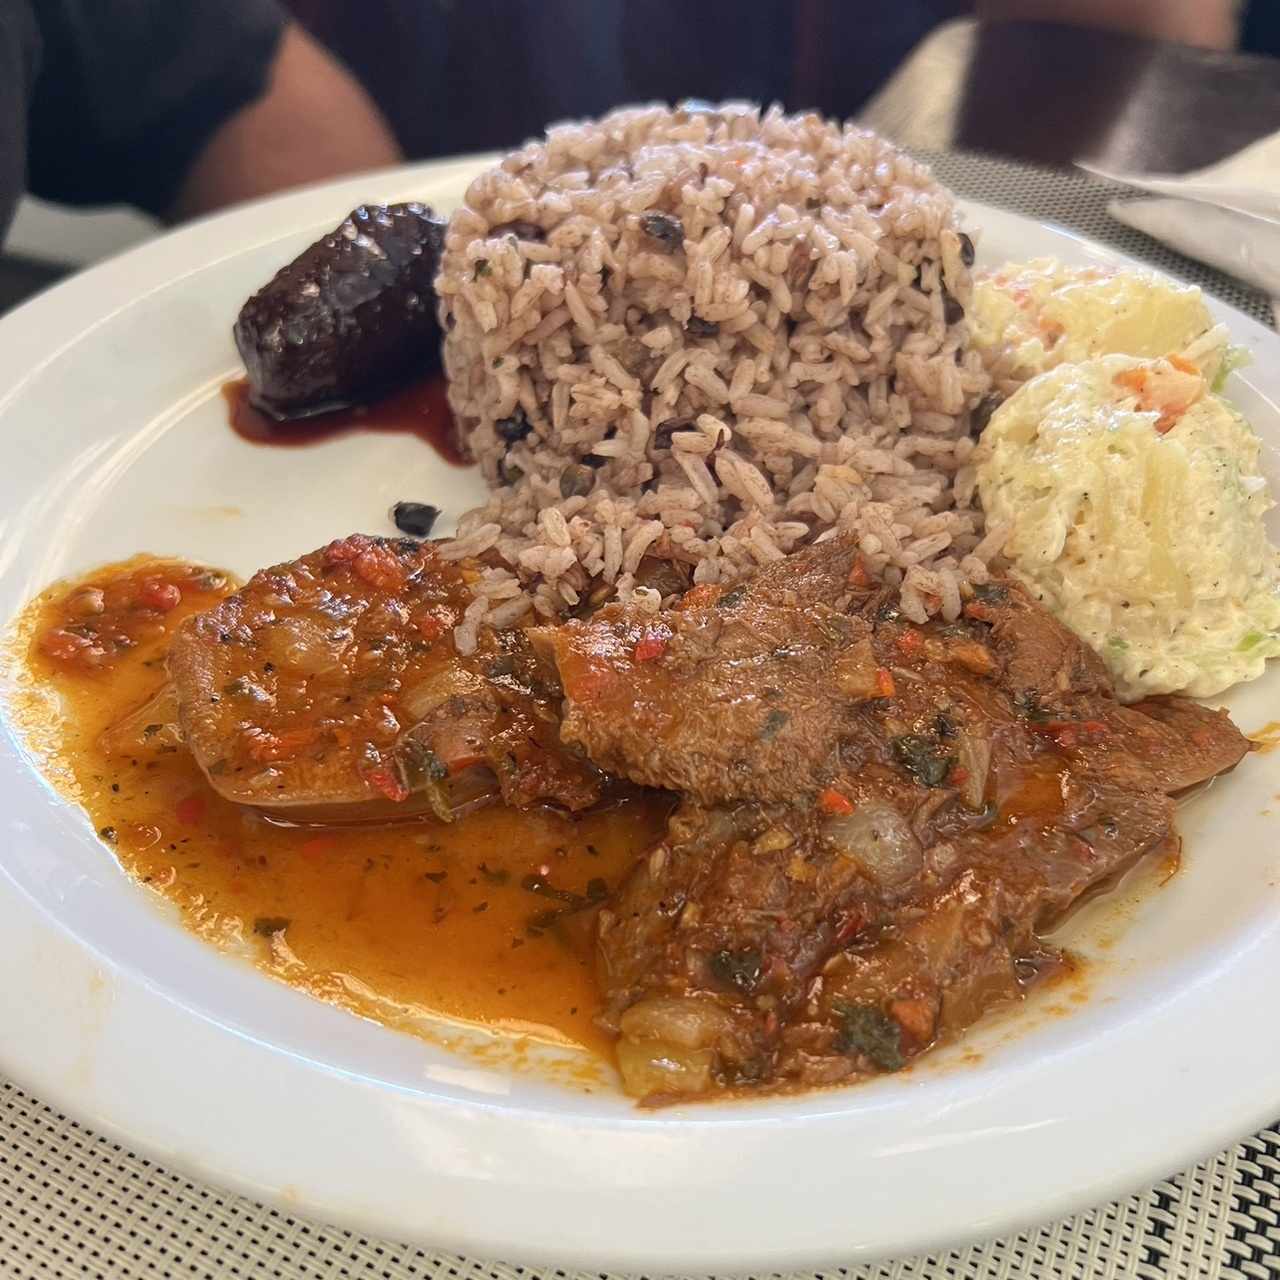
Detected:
[{"left": 3, "top": 152, "right": 1278, "bottom": 1280}]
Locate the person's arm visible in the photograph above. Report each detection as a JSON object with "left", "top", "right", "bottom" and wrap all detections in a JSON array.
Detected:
[
  {"left": 26, "top": 0, "right": 401, "bottom": 222},
  {"left": 168, "top": 23, "right": 401, "bottom": 222},
  {"left": 975, "top": 0, "right": 1242, "bottom": 50}
]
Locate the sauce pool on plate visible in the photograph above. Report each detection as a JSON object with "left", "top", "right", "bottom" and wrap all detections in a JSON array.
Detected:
[
  {"left": 223, "top": 374, "right": 468, "bottom": 467},
  {"left": 14, "top": 557, "right": 671, "bottom": 1061}
]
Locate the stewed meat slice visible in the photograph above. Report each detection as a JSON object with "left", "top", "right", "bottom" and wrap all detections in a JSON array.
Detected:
[
  {"left": 168, "top": 535, "right": 602, "bottom": 820},
  {"left": 1110, "top": 696, "right": 1251, "bottom": 792},
  {"left": 533, "top": 537, "right": 872, "bottom": 804},
  {"left": 601, "top": 801, "right": 851, "bottom": 1097},
  {"left": 960, "top": 580, "right": 1113, "bottom": 705},
  {"left": 801, "top": 781, "right": 1175, "bottom": 1076},
  {"left": 603, "top": 770, "right": 1175, "bottom": 1100},
  {"left": 588, "top": 545, "right": 1249, "bottom": 1100},
  {"left": 538, "top": 535, "right": 1250, "bottom": 812},
  {"left": 958, "top": 583, "right": 1248, "bottom": 789}
]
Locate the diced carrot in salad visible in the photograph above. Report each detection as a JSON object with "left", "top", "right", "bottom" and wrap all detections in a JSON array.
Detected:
[{"left": 1112, "top": 359, "right": 1203, "bottom": 434}]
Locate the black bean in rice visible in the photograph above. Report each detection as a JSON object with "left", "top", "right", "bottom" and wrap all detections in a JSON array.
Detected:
[{"left": 435, "top": 102, "right": 997, "bottom": 649}]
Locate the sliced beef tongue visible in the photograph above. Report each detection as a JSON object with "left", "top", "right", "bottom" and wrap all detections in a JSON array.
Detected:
[
  {"left": 537, "top": 531, "right": 1239, "bottom": 815},
  {"left": 533, "top": 537, "right": 871, "bottom": 804},
  {"left": 598, "top": 799, "right": 872, "bottom": 1098},
  {"left": 958, "top": 580, "right": 1248, "bottom": 787},
  {"left": 577, "top": 540, "right": 1251, "bottom": 1101},
  {"left": 1113, "top": 696, "right": 1251, "bottom": 791},
  {"left": 603, "top": 767, "right": 1179, "bottom": 1102},
  {"left": 602, "top": 767, "right": 1179, "bottom": 1100},
  {"left": 961, "top": 579, "right": 1113, "bottom": 706}
]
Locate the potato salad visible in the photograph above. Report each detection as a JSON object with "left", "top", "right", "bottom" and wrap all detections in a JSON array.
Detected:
[{"left": 977, "top": 353, "right": 1280, "bottom": 699}]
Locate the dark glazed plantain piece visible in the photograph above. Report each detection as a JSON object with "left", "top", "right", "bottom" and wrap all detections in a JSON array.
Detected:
[{"left": 234, "top": 203, "right": 447, "bottom": 420}]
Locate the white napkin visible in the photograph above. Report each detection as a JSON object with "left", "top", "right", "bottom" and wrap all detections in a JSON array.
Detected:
[{"left": 1079, "top": 132, "right": 1280, "bottom": 322}]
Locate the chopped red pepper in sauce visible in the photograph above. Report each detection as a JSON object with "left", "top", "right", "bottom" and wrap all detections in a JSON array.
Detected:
[
  {"left": 1034, "top": 720, "right": 1110, "bottom": 750},
  {"left": 175, "top": 793, "right": 206, "bottom": 826},
  {"left": 35, "top": 561, "right": 227, "bottom": 674},
  {"left": 139, "top": 579, "right": 183, "bottom": 612},
  {"left": 633, "top": 626, "right": 672, "bottom": 663},
  {"left": 324, "top": 534, "right": 408, "bottom": 591},
  {"left": 366, "top": 765, "right": 412, "bottom": 803},
  {"left": 895, "top": 628, "right": 924, "bottom": 658},
  {"left": 818, "top": 787, "right": 856, "bottom": 816}
]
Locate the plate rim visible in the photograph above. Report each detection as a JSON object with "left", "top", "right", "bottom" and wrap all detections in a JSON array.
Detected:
[{"left": 0, "top": 160, "right": 1277, "bottom": 1273}]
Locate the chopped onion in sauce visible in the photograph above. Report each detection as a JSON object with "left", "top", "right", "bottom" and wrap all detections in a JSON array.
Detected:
[{"left": 823, "top": 803, "right": 923, "bottom": 888}]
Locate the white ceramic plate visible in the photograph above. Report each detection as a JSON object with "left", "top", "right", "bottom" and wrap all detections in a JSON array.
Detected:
[{"left": 1, "top": 157, "right": 1278, "bottom": 1275}]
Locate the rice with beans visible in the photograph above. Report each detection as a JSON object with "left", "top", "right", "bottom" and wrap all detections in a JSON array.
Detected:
[{"left": 435, "top": 103, "right": 1000, "bottom": 651}]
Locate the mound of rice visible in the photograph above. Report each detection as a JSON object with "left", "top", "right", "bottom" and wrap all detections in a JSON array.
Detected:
[{"left": 435, "top": 103, "right": 998, "bottom": 650}]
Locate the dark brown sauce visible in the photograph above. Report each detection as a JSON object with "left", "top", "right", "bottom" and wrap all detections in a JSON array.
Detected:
[
  {"left": 13, "top": 557, "right": 673, "bottom": 1064},
  {"left": 224, "top": 375, "right": 468, "bottom": 467}
]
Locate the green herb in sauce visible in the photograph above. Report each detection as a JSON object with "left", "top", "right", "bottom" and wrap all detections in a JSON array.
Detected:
[{"left": 833, "top": 1001, "right": 904, "bottom": 1070}]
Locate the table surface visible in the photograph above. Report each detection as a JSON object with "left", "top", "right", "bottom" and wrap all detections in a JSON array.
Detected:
[{"left": 863, "top": 18, "right": 1280, "bottom": 174}]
